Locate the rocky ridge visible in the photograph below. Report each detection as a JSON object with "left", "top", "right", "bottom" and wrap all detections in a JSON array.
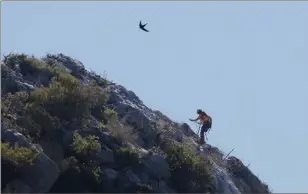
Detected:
[{"left": 1, "top": 53, "right": 271, "bottom": 193}]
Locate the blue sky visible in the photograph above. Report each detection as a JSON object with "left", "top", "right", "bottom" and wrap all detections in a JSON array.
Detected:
[{"left": 2, "top": 1, "right": 308, "bottom": 192}]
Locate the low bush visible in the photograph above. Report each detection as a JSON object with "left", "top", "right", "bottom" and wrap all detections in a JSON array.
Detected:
[
  {"left": 3, "top": 53, "right": 28, "bottom": 69},
  {"left": 1, "top": 92, "right": 31, "bottom": 135},
  {"left": 135, "top": 184, "right": 154, "bottom": 193},
  {"left": 114, "top": 147, "right": 141, "bottom": 169},
  {"left": 109, "top": 122, "right": 138, "bottom": 145},
  {"left": 50, "top": 156, "right": 104, "bottom": 192},
  {"left": 1, "top": 142, "right": 39, "bottom": 169},
  {"left": 104, "top": 108, "right": 118, "bottom": 126},
  {"left": 164, "top": 143, "right": 216, "bottom": 193},
  {"left": 3, "top": 53, "right": 63, "bottom": 77},
  {"left": 29, "top": 73, "right": 88, "bottom": 120},
  {"left": 71, "top": 131, "right": 101, "bottom": 157},
  {"left": 2, "top": 53, "right": 111, "bottom": 140},
  {"left": 1, "top": 92, "right": 29, "bottom": 116},
  {"left": 29, "top": 72, "right": 108, "bottom": 126}
]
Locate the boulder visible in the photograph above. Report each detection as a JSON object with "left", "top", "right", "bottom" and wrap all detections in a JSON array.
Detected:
[
  {"left": 20, "top": 153, "right": 60, "bottom": 192},
  {"left": 96, "top": 149, "right": 115, "bottom": 165},
  {"left": 1, "top": 65, "right": 35, "bottom": 95},
  {"left": 1, "top": 128, "right": 60, "bottom": 192},
  {"left": 103, "top": 168, "right": 118, "bottom": 181},
  {"left": 143, "top": 155, "right": 170, "bottom": 180},
  {"left": 126, "top": 169, "right": 141, "bottom": 185},
  {"left": 181, "top": 123, "right": 197, "bottom": 137},
  {"left": 2, "top": 179, "right": 33, "bottom": 193}
]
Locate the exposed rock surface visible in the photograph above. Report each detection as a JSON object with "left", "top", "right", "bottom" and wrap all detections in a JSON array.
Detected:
[
  {"left": 1, "top": 53, "right": 271, "bottom": 193},
  {"left": 1, "top": 127, "right": 60, "bottom": 192}
]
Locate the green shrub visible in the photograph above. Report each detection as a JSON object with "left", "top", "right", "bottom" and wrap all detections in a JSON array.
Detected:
[
  {"left": 29, "top": 72, "right": 108, "bottom": 123},
  {"left": 135, "top": 184, "right": 154, "bottom": 193},
  {"left": 78, "top": 160, "right": 104, "bottom": 188},
  {"left": 97, "top": 78, "right": 108, "bottom": 87},
  {"left": 51, "top": 156, "right": 104, "bottom": 192},
  {"left": 104, "top": 108, "right": 117, "bottom": 126},
  {"left": 114, "top": 147, "right": 141, "bottom": 168},
  {"left": 97, "top": 122, "right": 106, "bottom": 130},
  {"left": 87, "top": 84, "right": 109, "bottom": 121},
  {"left": 1, "top": 92, "right": 59, "bottom": 140},
  {"left": 1, "top": 142, "right": 39, "bottom": 168},
  {"left": 2, "top": 67, "right": 109, "bottom": 141},
  {"left": 16, "top": 115, "right": 42, "bottom": 139},
  {"left": 23, "top": 103, "right": 61, "bottom": 139},
  {"left": 23, "top": 57, "right": 51, "bottom": 72},
  {"left": 3, "top": 53, "right": 28, "bottom": 69},
  {"left": 165, "top": 143, "right": 216, "bottom": 193},
  {"left": 3, "top": 53, "right": 56, "bottom": 77},
  {"left": 78, "top": 160, "right": 103, "bottom": 184},
  {"left": 29, "top": 74, "right": 86, "bottom": 121},
  {"left": 3, "top": 96, "right": 60, "bottom": 140},
  {"left": 1, "top": 92, "right": 30, "bottom": 134},
  {"left": 89, "top": 163, "right": 102, "bottom": 182},
  {"left": 3, "top": 53, "right": 64, "bottom": 77},
  {"left": 71, "top": 131, "right": 101, "bottom": 156},
  {"left": 56, "top": 72, "right": 80, "bottom": 88},
  {"left": 2, "top": 54, "right": 114, "bottom": 144},
  {"left": 1, "top": 92, "right": 29, "bottom": 116}
]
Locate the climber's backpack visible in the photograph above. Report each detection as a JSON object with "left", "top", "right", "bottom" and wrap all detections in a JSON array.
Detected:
[{"left": 202, "top": 111, "right": 212, "bottom": 128}]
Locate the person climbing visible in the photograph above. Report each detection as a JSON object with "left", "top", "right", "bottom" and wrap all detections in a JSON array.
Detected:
[{"left": 189, "top": 109, "right": 212, "bottom": 145}]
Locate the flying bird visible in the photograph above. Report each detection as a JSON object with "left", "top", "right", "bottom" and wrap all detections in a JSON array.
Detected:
[{"left": 139, "top": 20, "right": 149, "bottom": 32}]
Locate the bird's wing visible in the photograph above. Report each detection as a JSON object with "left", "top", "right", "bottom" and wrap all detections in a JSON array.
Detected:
[
  {"left": 142, "top": 27, "right": 149, "bottom": 32},
  {"left": 139, "top": 21, "right": 142, "bottom": 27}
]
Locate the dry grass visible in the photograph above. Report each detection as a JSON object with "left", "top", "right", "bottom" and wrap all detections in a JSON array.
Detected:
[{"left": 108, "top": 120, "right": 138, "bottom": 145}]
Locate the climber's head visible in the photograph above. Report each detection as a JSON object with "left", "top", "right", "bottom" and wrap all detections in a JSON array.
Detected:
[{"left": 197, "top": 109, "right": 202, "bottom": 114}]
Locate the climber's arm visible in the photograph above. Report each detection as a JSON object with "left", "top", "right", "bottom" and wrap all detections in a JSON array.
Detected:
[{"left": 189, "top": 117, "right": 199, "bottom": 122}]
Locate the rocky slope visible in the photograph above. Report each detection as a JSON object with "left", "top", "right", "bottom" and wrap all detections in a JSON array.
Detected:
[{"left": 1, "top": 53, "right": 271, "bottom": 193}]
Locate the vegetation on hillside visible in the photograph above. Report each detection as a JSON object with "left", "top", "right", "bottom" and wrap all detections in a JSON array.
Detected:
[
  {"left": 164, "top": 143, "right": 216, "bottom": 193},
  {"left": 1, "top": 53, "right": 269, "bottom": 193},
  {"left": 1, "top": 54, "right": 114, "bottom": 191}
]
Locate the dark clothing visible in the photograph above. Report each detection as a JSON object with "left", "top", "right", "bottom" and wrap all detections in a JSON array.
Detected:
[
  {"left": 192, "top": 110, "right": 213, "bottom": 145},
  {"left": 201, "top": 123, "right": 210, "bottom": 135},
  {"left": 200, "top": 123, "right": 211, "bottom": 137},
  {"left": 199, "top": 123, "right": 211, "bottom": 145}
]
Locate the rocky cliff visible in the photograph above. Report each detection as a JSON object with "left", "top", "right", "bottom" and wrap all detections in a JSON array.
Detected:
[{"left": 1, "top": 53, "right": 271, "bottom": 193}]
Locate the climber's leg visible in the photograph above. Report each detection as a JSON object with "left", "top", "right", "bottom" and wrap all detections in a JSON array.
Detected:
[{"left": 199, "top": 124, "right": 209, "bottom": 145}]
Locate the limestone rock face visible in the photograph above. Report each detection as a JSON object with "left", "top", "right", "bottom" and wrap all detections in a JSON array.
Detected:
[
  {"left": 1, "top": 53, "right": 271, "bottom": 193},
  {"left": 1, "top": 128, "right": 60, "bottom": 192}
]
